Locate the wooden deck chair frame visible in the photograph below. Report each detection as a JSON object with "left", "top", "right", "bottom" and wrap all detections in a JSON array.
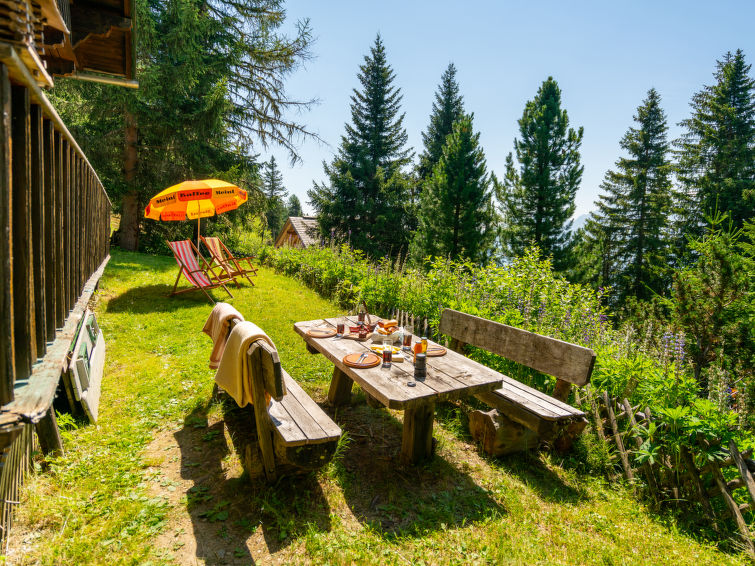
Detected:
[
  {"left": 201, "top": 236, "right": 258, "bottom": 287},
  {"left": 167, "top": 240, "right": 234, "bottom": 304}
]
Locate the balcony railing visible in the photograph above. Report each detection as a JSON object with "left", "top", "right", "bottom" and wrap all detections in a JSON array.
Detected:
[{"left": 0, "top": 44, "right": 111, "bottom": 546}]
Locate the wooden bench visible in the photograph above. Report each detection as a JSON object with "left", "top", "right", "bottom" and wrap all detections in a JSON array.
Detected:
[
  {"left": 229, "top": 340, "right": 342, "bottom": 481},
  {"left": 439, "top": 309, "right": 596, "bottom": 455}
]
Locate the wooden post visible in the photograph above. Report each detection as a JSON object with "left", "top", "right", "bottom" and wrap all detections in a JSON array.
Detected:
[
  {"left": 622, "top": 398, "right": 659, "bottom": 500},
  {"left": 249, "top": 345, "right": 276, "bottom": 481},
  {"left": 552, "top": 379, "right": 571, "bottom": 403},
  {"left": 711, "top": 460, "right": 755, "bottom": 557},
  {"left": 327, "top": 366, "right": 353, "bottom": 407},
  {"left": 679, "top": 446, "right": 717, "bottom": 530},
  {"left": 730, "top": 440, "right": 755, "bottom": 503},
  {"left": 603, "top": 391, "right": 634, "bottom": 483},
  {"left": 30, "top": 104, "right": 45, "bottom": 358},
  {"left": 11, "top": 84, "right": 36, "bottom": 376},
  {"left": 0, "top": 64, "right": 13, "bottom": 406},
  {"left": 35, "top": 406, "right": 63, "bottom": 456},
  {"left": 401, "top": 401, "right": 435, "bottom": 465},
  {"left": 54, "top": 132, "right": 64, "bottom": 328},
  {"left": 42, "top": 119, "right": 55, "bottom": 342}
]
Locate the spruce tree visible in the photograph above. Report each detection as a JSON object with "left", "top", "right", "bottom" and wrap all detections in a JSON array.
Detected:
[
  {"left": 308, "top": 35, "right": 412, "bottom": 258},
  {"left": 411, "top": 114, "right": 495, "bottom": 264},
  {"left": 499, "top": 77, "right": 583, "bottom": 270},
  {"left": 582, "top": 89, "right": 673, "bottom": 302},
  {"left": 676, "top": 49, "right": 755, "bottom": 238},
  {"left": 263, "top": 156, "right": 288, "bottom": 238},
  {"left": 287, "top": 194, "right": 302, "bottom": 216},
  {"left": 417, "top": 63, "right": 465, "bottom": 184}
]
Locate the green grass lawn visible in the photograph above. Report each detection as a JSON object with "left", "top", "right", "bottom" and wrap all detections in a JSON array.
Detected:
[{"left": 8, "top": 249, "right": 747, "bottom": 565}]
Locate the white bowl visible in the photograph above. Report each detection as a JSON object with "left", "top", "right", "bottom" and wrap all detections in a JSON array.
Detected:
[{"left": 372, "top": 330, "right": 401, "bottom": 343}]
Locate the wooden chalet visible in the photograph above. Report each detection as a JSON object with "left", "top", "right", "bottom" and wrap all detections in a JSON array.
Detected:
[
  {"left": 274, "top": 216, "right": 319, "bottom": 249},
  {"left": 0, "top": 0, "right": 133, "bottom": 546}
]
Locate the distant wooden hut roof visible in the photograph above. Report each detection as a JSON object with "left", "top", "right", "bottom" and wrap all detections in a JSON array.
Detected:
[{"left": 274, "top": 216, "right": 319, "bottom": 248}]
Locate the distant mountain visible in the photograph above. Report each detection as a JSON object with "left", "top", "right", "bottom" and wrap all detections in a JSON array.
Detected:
[{"left": 571, "top": 213, "right": 590, "bottom": 233}]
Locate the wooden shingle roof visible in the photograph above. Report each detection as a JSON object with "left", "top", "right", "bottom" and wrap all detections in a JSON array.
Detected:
[{"left": 274, "top": 216, "right": 319, "bottom": 248}]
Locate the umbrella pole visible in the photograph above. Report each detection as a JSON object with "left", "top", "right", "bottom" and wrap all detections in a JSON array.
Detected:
[{"left": 197, "top": 217, "right": 201, "bottom": 257}]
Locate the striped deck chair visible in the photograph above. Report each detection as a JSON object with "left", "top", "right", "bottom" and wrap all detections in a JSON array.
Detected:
[
  {"left": 167, "top": 240, "right": 234, "bottom": 304},
  {"left": 201, "top": 236, "right": 258, "bottom": 287}
]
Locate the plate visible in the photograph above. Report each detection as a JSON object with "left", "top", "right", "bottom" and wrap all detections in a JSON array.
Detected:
[
  {"left": 307, "top": 327, "right": 336, "bottom": 338},
  {"left": 426, "top": 345, "right": 447, "bottom": 357},
  {"left": 343, "top": 352, "right": 381, "bottom": 368}
]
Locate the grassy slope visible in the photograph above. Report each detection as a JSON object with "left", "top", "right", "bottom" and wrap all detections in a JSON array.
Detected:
[{"left": 9, "top": 249, "right": 744, "bottom": 565}]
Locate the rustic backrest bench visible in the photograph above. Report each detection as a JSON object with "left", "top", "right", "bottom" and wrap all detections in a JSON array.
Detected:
[
  {"left": 227, "top": 339, "right": 341, "bottom": 480},
  {"left": 438, "top": 309, "right": 596, "bottom": 454}
]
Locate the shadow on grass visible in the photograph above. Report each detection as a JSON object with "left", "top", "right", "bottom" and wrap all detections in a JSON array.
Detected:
[
  {"left": 106, "top": 284, "right": 227, "bottom": 313},
  {"left": 329, "top": 396, "right": 507, "bottom": 537},
  {"left": 173, "top": 399, "right": 333, "bottom": 565}
]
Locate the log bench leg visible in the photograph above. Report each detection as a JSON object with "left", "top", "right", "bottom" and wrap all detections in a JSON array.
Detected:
[
  {"left": 401, "top": 402, "right": 435, "bottom": 465},
  {"left": 36, "top": 406, "right": 64, "bottom": 456},
  {"left": 328, "top": 367, "right": 353, "bottom": 406},
  {"left": 305, "top": 343, "right": 319, "bottom": 355}
]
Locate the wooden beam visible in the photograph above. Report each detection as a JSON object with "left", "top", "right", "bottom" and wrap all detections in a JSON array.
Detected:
[
  {"left": 0, "top": 63, "right": 14, "bottom": 406},
  {"left": 11, "top": 84, "right": 36, "bottom": 378},
  {"left": 438, "top": 309, "right": 596, "bottom": 386},
  {"left": 30, "top": 104, "right": 45, "bottom": 358},
  {"left": 43, "top": 119, "right": 56, "bottom": 341}
]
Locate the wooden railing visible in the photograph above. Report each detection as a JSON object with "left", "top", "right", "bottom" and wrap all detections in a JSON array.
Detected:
[{"left": 0, "top": 46, "right": 111, "bottom": 546}]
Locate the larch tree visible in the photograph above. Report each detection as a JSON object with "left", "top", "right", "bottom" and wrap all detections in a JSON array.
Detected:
[
  {"left": 580, "top": 88, "right": 673, "bottom": 302},
  {"left": 411, "top": 114, "right": 495, "bottom": 264},
  {"left": 675, "top": 49, "right": 755, "bottom": 242},
  {"left": 499, "top": 77, "right": 583, "bottom": 271},
  {"left": 308, "top": 35, "right": 412, "bottom": 258}
]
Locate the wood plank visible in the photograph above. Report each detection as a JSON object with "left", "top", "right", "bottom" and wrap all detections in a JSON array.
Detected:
[
  {"left": 282, "top": 371, "right": 341, "bottom": 440},
  {"left": 0, "top": 255, "right": 109, "bottom": 428},
  {"left": 54, "top": 131, "right": 64, "bottom": 329},
  {"left": 276, "top": 371, "right": 338, "bottom": 444},
  {"left": 475, "top": 390, "right": 555, "bottom": 436},
  {"left": 0, "top": 63, "right": 13, "bottom": 406},
  {"left": 42, "top": 118, "right": 55, "bottom": 341},
  {"left": 248, "top": 342, "right": 275, "bottom": 481},
  {"left": 35, "top": 405, "right": 63, "bottom": 455},
  {"left": 268, "top": 398, "right": 307, "bottom": 446},
  {"left": 63, "top": 140, "right": 71, "bottom": 312},
  {"left": 438, "top": 308, "right": 595, "bottom": 386},
  {"left": 11, "top": 83, "right": 36, "bottom": 377},
  {"left": 30, "top": 103, "right": 45, "bottom": 357}
]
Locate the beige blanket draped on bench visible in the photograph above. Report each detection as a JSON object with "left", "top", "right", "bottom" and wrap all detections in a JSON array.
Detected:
[{"left": 215, "top": 320, "right": 276, "bottom": 407}]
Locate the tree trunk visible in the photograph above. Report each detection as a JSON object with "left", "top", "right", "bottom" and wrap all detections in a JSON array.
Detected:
[{"left": 119, "top": 111, "right": 140, "bottom": 251}]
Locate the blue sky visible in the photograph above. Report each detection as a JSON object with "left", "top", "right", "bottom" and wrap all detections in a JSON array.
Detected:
[{"left": 267, "top": 1, "right": 755, "bottom": 218}]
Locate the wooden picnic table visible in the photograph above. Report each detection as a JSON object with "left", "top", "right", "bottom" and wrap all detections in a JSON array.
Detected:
[{"left": 294, "top": 316, "right": 504, "bottom": 464}]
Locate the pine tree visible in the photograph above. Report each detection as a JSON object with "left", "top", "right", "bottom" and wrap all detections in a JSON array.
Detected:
[
  {"left": 676, "top": 49, "right": 755, "bottom": 239},
  {"left": 308, "top": 35, "right": 412, "bottom": 258},
  {"left": 263, "top": 156, "right": 288, "bottom": 238},
  {"left": 499, "top": 77, "right": 583, "bottom": 271},
  {"left": 411, "top": 114, "right": 495, "bottom": 263},
  {"left": 417, "top": 63, "right": 465, "bottom": 184},
  {"left": 582, "top": 89, "right": 673, "bottom": 302},
  {"left": 287, "top": 194, "right": 302, "bottom": 216}
]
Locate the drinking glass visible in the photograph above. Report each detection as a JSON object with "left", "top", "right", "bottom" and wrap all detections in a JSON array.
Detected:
[
  {"left": 382, "top": 337, "right": 392, "bottom": 368},
  {"left": 336, "top": 317, "right": 345, "bottom": 338},
  {"left": 402, "top": 324, "right": 413, "bottom": 351}
]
